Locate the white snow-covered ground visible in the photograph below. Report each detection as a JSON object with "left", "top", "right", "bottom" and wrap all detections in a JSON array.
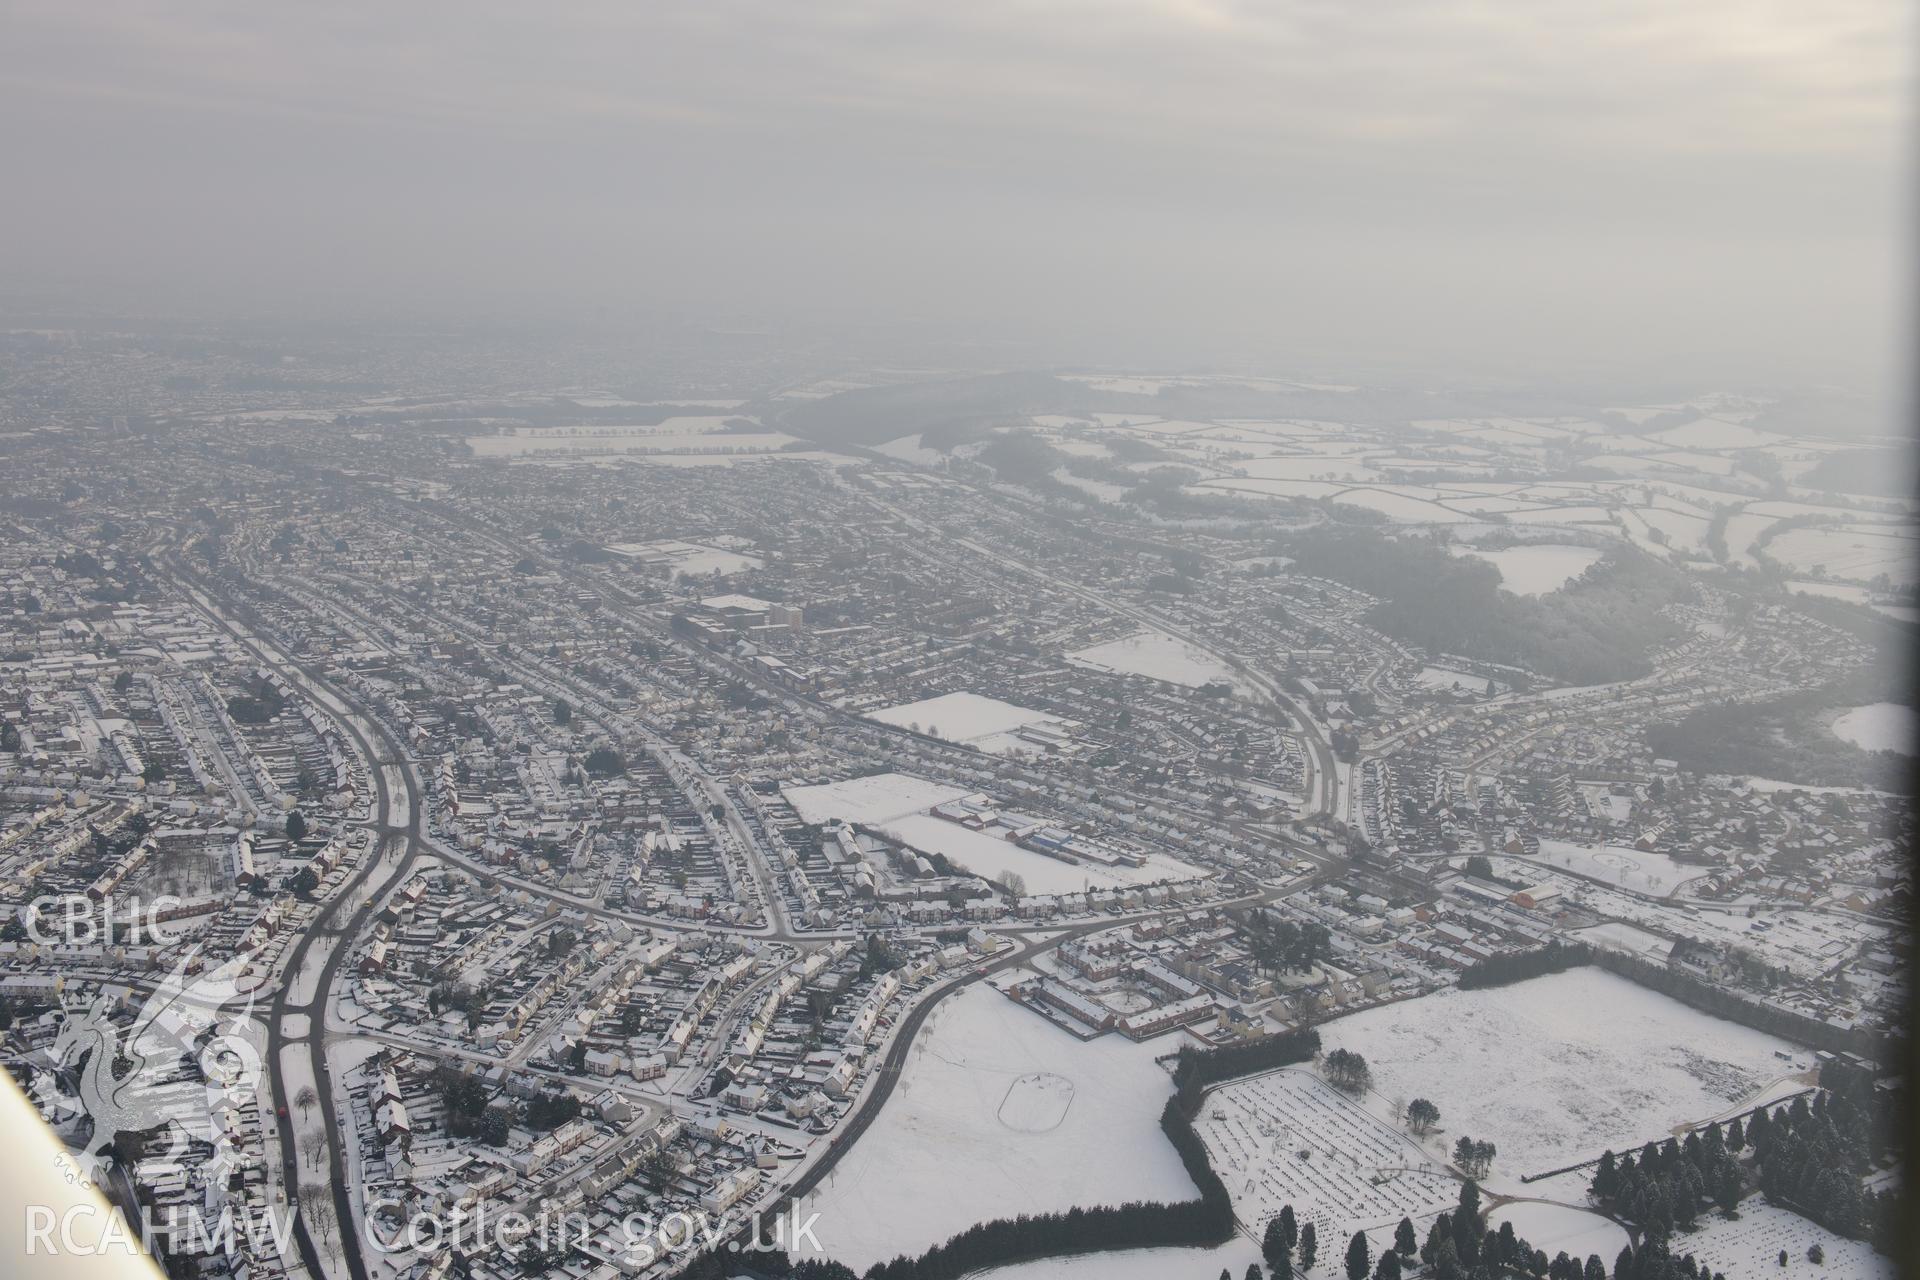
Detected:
[
  {"left": 1330, "top": 488, "right": 1476, "bottom": 523},
  {"left": 782, "top": 772, "right": 971, "bottom": 826},
  {"left": 1643, "top": 417, "right": 1783, "bottom": 450},
  {"left": 285, "top": 933, "right": 341, "bottom": 1007},
  {"left": 1768, "top": 525, "right": 1916, "bottom": 586},
  {"left": 1570, "top": 921, "right": 1675, "bottom": 962},
  {"left": 276, "top": 1041, "right": 351, "bottom": 1272},
  {"left": 1452, "top": 544, "right": 1603, "bottom": 595},
  {"left": 1678, "top": 1199, "right": 1892, "bottom": 1280},
  {"left": 1049, "top": 467, "right": 1132, "bottom": 502},
  {"left": 975, "top": 1235, "right": 1263, "bottom": 1280},
  {"left": 1532, "top": 839, "right": 1694, "bottom": 896},
  {"left": 1829, "top": 702, "right": 1916, "bottom": 756},
  {"left": 803, "top": 986, "right": 1196, "bottom": 1273},
  {"left": 865, "top": 691, "right": 1080, "bottom": 756},
  {"left": 1416, "top": 665, "right": 1493, "bottom": 694},
  {"left": 1194, "top": 1067, "right": 1458, "bottom": 1242},
  {"left": 1066, "top": 629, "right": 1237, "bottom": 689},
  {"left": 1487, "top": 1202, "right": 1628, "bottom": 1261},
  {"left": 1317, "top": 969, "right": 1809, "bottom": 1190}
]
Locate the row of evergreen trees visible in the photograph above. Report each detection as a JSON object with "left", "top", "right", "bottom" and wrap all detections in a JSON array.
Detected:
[
  {"left": 1243, "top": 1181, "right": 1607, "bottom": 1280},
  {"left": 1173, "top": 1027, "right": 1325, "bottom": 1104},
  {"left": 1591, "top": 1080, "right": 1897, "bottom": 1253},
  {"left": 1259, "top": 1203, "right": 1319, "bottom": 1276},
  {"left": 1608, "top": 1240, "right": 1728, "bottom": 1280},
  {"left": 1749, "top": 1085, "right": 1894, "bottom": 1246},
  {"left": 1237, "top": 1180, "right": 1745, "bottom": 1280},
  {"left": 1456, "top": 942, "right": 1591, "bottom": 990},
  {"left": 1589, "top": 1121, "right": 1743, "bottom": 1237},
  {"left": 670, "top": 1221, "right": 1735, "bottom": 1280}
]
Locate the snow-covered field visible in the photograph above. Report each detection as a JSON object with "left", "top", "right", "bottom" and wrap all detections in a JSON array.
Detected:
[
  {"left": 804, "top": 986, "right": 1196, "bottom": 1273},
  {"left": 1570, "top": 921, "right": 1674, "bottom": 961},
  {"left": 1416, "top": 665, "right": 1492, "bottom": 694},
  {"left": 866, "top": 691, "right": 1080, "bottom": 756},
  {"left": 1317, "top": 969, "right": 1810, "bottom": 1188},
  {"left": 1532, "top": 839, "right": 1694, "bottom": 896},
  {"left": 1194, "top": 1067, "right": 1458, "bottom": 1240},
  {"left": 1240, "top": 455, "right": 1388, "bottom": 482},
  {"left": 1330, "top": 488, "right": 1475, "bottom": 523},
  {"left": 1454, "top": 544, "right": 1603, "bottom": 595},
  {"left": 998, "top": 1071, "right": 1075, "bottom": 1131},
  {"left": 1829, "top": 702, "right": 1916, "bottom": 756},
  {"left": 976, "top": 1236, "right": 1263, "bottom": 1280},
  {"left": 1767, "top": 525, "right": 1916, "bottom": 586},
  {"left": 1066, "top": 629, "right": 1237, "bottom": 689},
  {"left": 782, "top": 772, "right": 971, "bottom": 826},
  {"left": 1019, "top": 403, "right": 1915, "bottom": 579},
  {"left": 1487, "top": 1203, "right": 1627, "bottom": 1261},
  {"left": 1049, "top": 467, "right": 1133, "bottom": 502},
  {"left": 1643, "top": 417, "right": 1782, "bottom": 451},
  {"left": 1192, "top": 476, "right": 1349, "bottom": 501}
]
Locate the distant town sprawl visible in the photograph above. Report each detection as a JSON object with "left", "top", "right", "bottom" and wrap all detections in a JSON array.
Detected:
[{"left": 0, "top": 332, "right": 1908, "bottom": 1280}]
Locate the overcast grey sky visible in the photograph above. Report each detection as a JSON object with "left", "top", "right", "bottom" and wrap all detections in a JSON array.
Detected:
[{"left": 3, "top": 1, "right": 1911, "bottom": 395}]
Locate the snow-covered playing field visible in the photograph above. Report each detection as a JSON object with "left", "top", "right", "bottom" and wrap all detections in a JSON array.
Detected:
[
  {"left": 1066, "top": 629, "right": 1237, "bottom": 689},
  {"left": 782, "top": 772, "right": 970, "bottom": 826},
  {"left": 803, "top": 986, "right": 1196, "bottom": 1273},
  {"left": 866, "top": 690, "right": 1080, "bottom": 756},
  {"left": 1316, "top": 969, "right": 1812, "bottom": 1190},
  {"left": 1531, "top": 839, "right": 1695, "bottom": 896}
]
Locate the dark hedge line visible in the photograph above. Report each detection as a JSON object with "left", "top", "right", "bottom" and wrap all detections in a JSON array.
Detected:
[{"left": 1456, "top": 941, "right": 1592, "bottom": 990}]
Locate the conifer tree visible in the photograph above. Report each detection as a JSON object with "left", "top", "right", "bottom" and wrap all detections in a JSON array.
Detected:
[{"left": 1345, "top": 1231, "right": 1371, "bottom": 1280}]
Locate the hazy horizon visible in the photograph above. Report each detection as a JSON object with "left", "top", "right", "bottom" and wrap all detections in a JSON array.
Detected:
[{"left": 3, "top": 1, "right": 1913, "bottom": 406}]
